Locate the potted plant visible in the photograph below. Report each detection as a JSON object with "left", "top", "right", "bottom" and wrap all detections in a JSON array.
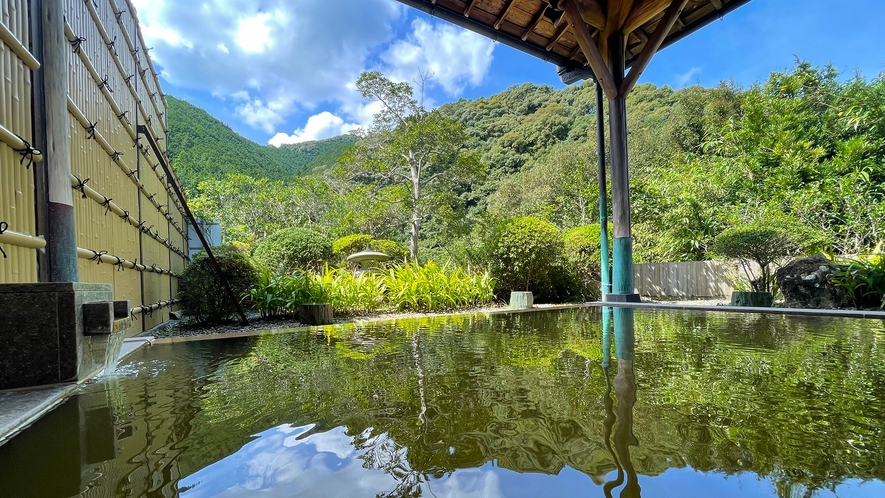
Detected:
[{"left": 710, "top": 220, "right": 822, "bottom": 307}]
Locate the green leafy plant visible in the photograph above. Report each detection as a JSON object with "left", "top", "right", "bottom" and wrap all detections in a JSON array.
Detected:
[
  {"left": 314, "top": 265, "right": 386, "bottom": 315},
  {"left": 831, "top": 246, "right": 885, "bottom": 309},
  {"left": 179, "top": 246, "right": 258, "bottom": 324},
  {"left": 709, "top": 220, "right": 824, "bottom": 294},
  {"left": 253, "top": 227, "right": 333, "bottom": 274},
  {"left": 382, "top": 262, "right": 495, "bottom": 312}
]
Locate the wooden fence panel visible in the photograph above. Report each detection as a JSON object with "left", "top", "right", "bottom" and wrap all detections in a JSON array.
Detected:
[{"left": 634, "top": 260, "right": 739, "bottom": 298}]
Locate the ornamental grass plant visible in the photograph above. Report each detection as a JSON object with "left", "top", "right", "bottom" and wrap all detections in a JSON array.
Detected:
[{"left": 247, "top": 262, "right": 495, "bottom": 317}]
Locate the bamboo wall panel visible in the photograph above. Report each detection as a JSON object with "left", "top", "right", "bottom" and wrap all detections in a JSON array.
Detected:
[
  {"left": 0, "top": 0, "right": 37, "bottom": 283},
  {"left": 3, "top": 0, "right": 190, "bottom": 329}
]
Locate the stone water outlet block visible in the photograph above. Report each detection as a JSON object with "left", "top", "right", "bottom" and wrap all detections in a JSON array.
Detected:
[{"left": 0, "top": 282, "right": 118, "bottom": 390}]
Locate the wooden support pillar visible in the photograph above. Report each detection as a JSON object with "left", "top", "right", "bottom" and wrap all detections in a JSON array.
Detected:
[
  {"left": 595, "top": 82, "right": 611, "bottom": 297},
  {"left": 606, "top": 31, "right": 639, "bottom": 302},
  {"left": 42, "top": 0, "right": 78, "bottom": 282}
]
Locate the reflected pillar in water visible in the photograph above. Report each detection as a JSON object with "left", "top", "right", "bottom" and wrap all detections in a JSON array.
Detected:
[{"left": 602, "top": 307, "right": 641, "bottom": 498}]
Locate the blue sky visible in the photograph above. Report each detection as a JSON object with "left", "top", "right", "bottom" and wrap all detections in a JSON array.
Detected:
[{"left": 132, "top": 0, "right": 885, "bottom": 146}]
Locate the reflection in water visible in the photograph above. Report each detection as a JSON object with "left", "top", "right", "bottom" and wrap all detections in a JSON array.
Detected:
[
  {"left": 2, "top": 308, "right": 885, "bottom": 497},
  {"left": 602, "top": 307, "right": 640, "bottom": 498}
]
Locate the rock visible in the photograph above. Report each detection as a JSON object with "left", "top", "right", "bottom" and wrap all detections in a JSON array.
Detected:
[{"left": 775, "top": 256, "right": 850, "bottom": 309}]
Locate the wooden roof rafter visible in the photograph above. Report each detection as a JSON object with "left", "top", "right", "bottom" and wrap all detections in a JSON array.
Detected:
[{"left": 396, "top": 0, "right": 751, "bottom": 84}]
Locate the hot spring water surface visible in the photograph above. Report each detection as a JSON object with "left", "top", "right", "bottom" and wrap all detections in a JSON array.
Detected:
[{"left": 1, "top": 308, "right": 884, "bottom": 497}]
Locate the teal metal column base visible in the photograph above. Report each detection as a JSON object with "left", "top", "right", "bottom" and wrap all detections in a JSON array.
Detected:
[
  {"left": 613, "top": 307, "right": 635, "bottom": 361},
  {"left": 605, "top": 236, "right": 640, "bottom": 302}
]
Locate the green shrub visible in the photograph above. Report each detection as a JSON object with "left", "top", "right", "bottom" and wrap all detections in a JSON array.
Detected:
[
  {"left": 180, "top": 245, "right": 258, "bottom": 324},
  {"left": 382, "top": 262, "right": 495, "bottom": 311},
  {"left": 333, "top": 234, "right": 374, "bottom": 261},
  {"left": 253, "top": 227, "right": 333, "bottom": 274},
  {"left": 487, "top": 217, "right": 569, "bottom": 301},
  {"left": 563, "top": 224, "right": 604, "bottom": 300},
  {"left": 709, "top": 220, "right": 824, "bottom": 293},
  {"left": 372, "top": 239, "right": 408, "bottom": 263},
  {"left": 333, "top": 234, "right": 408, "bottom": 264}
]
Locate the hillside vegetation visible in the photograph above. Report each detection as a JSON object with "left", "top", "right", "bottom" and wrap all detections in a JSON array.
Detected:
[
  {"left": 167, "top": 95, "right": 355, "bottom": 189},
  {"left": 178, "top": 62, "right": 885, "bottom": 267}
]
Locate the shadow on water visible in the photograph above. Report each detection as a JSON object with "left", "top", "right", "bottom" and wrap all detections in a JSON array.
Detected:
[{"left": 1, "top": 308, "right": 885, "bottom": 497}]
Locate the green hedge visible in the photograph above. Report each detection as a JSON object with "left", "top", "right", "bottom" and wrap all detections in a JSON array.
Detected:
[
  {"left": 488, "top": 217, "right": 571, "bottom": 301},
  {"left": 253, "top": 227, "right": 333, "bottom": 274},
  {"left": 333, "top": 234, "right": 408, "bottom": 263}
]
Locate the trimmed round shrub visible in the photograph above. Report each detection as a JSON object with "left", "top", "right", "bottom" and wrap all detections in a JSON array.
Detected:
[
  {"left": 254, "top": 227, "right": 333, "bottom": 274},
  {"left": 709, "top": 220, "right": 824, "bottom": 293},
  {"left": 372, "top": 239, "right": 408, "bottom": 263},
  {"left": 563, "top": 224, "right": 604, "bottom": 300},
  {"left": 333, "top": 234, "right": 374, "bottom": 261},
  {"left": 488, "top": 217, "right": 569, "bottom": 301},
  {"left": 180, "top": 245, "right": 258, "bottom": 324}
]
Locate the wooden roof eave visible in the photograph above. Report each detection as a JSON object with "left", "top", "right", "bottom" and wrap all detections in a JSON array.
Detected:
[
  {"left": 395, "top": 0, "right": 753, "bottom": 84},
  {"left": 397, "top": 0, "right": 577, "bottom": 69}
]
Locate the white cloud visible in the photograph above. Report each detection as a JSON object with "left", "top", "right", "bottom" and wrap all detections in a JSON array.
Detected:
[
  {"left": 268, "top": 111, "right": 359, "bottom": 147},
  {"left": 235, "top": 12, "right": 275, "bottom": 53},
  {"left": 130, "top": 0, "right": 496, "bottom": 138},
  {"left": 380, "top": 18, "right": 495, "bottom": 97},
  {"left": 675, "top": 66, "right": 702, "bottom": 87},
  {"left": 131, "top": 0, "right": 404, "bottom": 123}
]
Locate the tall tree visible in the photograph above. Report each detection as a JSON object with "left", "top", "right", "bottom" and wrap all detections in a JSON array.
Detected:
[{"left": 338, "top": 71, "right": 483, "bottom": 260}]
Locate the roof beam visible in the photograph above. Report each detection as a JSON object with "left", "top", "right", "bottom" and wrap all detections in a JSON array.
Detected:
[
  {"left": 562, "top": 0, "right": 618, "bottom": 99},
  {"left": 620, "top": 0, "right": 689, "bottom": 96},
  {"left": 463, "top": 0, "right": 479, "bottom": 17},
  {"left": 623, "top": 0, "right": 672, "bottom": 34},
  {"left": 522, "top": 5, "right": 548, "bottom": 41},
  {"left": 494, "top": 0, "right": 518, "bottom": 30},
  {"left": 574, "top": 0, "right": 607, "bottom": 30},
  {"left": 545, "top": 19, "right": 570, "bottom": 51},
  {"left": 710, "top": 0, "right": 723, "bottom": 9},
  {"left": 599, "top": 0, "right": 635, "bottom": 66}
]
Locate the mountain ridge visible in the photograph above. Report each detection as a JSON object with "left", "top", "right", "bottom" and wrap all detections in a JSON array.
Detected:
[{"left": 167, "top": 95, "right": 356, "bottom": 189}]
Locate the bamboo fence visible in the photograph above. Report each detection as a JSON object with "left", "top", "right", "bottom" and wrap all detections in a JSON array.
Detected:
[{"left": 1, "top": 0, "right": 187, "bottom": 334}]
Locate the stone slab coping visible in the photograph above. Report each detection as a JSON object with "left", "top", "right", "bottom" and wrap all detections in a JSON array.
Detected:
[
  {"left": 0, "top": 337, "right": 153, "bottom": 447},
  {"left": 588, "top": 301, "right": 885, "bottom": 319},
  {"left": 0, "top": 282, "right": 111, "bottom": 293}
]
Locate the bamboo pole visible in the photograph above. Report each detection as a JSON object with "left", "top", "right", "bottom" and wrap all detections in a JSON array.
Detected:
[
  {"left": 0, "top": 122, "right": 43, "bottom": 164},
  {"left": 66, "top": 96, "right": 186, "bottom": 237},
  {"left": 0, "top": 228, "right": 47, "bottom": 250},
  {"left": 0, "top": 19, "right": 40, "bottom": 69},
  {"left": 75, "top": 247, "right": 180, "bottom": 277},
  {"left": 68, "top": 174, "right": 188, "bottom": 258}
]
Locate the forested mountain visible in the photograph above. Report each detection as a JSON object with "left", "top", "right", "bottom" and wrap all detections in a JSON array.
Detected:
[
  {"left": 181, "top": 62, "right": 885, "bottom": 263},
  {"left": 167, "top": 95, "right": 356, "bottom": 189}
]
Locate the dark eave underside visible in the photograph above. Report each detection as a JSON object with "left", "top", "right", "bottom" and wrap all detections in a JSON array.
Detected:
[{"left": 396, "top": 0, "right": 750, "bottom": 80}]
